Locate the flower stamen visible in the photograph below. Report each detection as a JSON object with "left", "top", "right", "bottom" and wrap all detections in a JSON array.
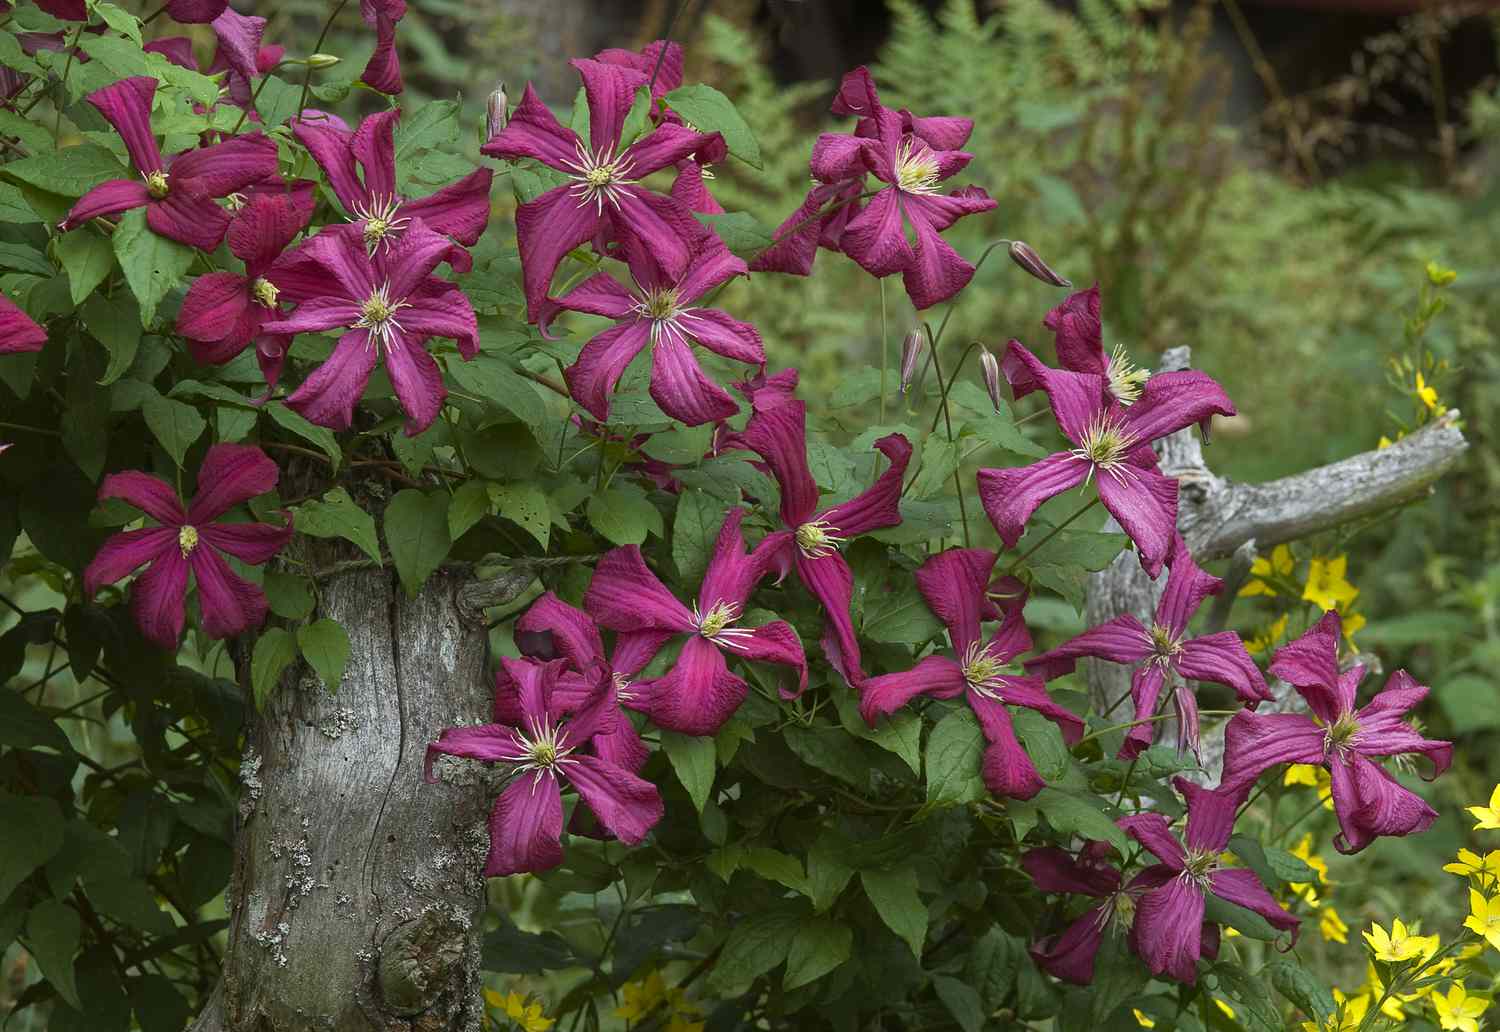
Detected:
[
  {"left": 960, "top": 640, "right": 1010, "bottom": 701},
  {"left": 1323, "top": 712, "right": 1362, "bottom": 756},
  {"left": 1146, "top": 623, "right": 1184, "bottom": 667},
  {"left": 795, "top": 518, "right": 845, "bottom": 559},
  {"left": 894, "top": 138, "right": 942, "bottom": 195},
  {"left": 351, "top": 194, "right": 411, "bottom": 255},
  {"left": 560, "top": 141, "right": 638, "bottom": 214},
  {"left": 145, "top": 169, "right": 170, "bottom": 199},
  {"left": 1106, "top": 343, "right": 1150, "bottom": 406},
  {"left": 693, "top": 599, "right": 754, "bottom": 652},
  {"left": 178, "top": 525, "right": 199, "bottom": 558},
  {"left": 357, "top": 283, "right": 411, "bottom": 353},
  {"left": 1068, "top": 415, "right": 1139, "bottom": 484},
  {"left": 252, "top": 277, "right": 280, "bottom": 309}
]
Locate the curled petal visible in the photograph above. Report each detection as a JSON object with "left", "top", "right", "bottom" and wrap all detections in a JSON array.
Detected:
[
  {"left": 794, "top": 552, "right": 862, "bottom": 683},
  {"left": 858, "top": 654, "right": 965, "bottom": 725},
  {"left": 1355, "top": 671, "right": 1452, "bottom": 778},
  {"left": 840, "top": 189, "right": 911, "bottom": 279},
  {"left": 969, "top": 692, "right": 1045, "bottom": 800},
  {"left": 566, "top": 754, "right": 663, "bottom": 844},
  {"left": 584, "top": 546, "right": 695, "bottom": 634},
  {"left": 1030, "top": 908, "right": 1109, "bottom": 985},
  {"left": 87, "top": 77, "right": 163, "bottom": 177},
  {"left": 1118, "top": 370, "right": 1236, "bottom": 444},
  {"left": 1217, "top": 711, "right": 1325, "bottom": 795},
  {"left": 131, "top": 550, "right": 190, "bottom": 649},
  {"left": 1208, "top": 868, "right": 1299, "bottom": 939},
  {"left": 1045, "top": 285, "right": 1106, "bottom": 375},
  {"left": 1329, "top": 752, "right": 1439, "bottom": 854},
  {"left": 737, "top": 621, "right": 808, "bottom": 701},
  {"left": 570, "top": 57, "right": 645, "bottom": 155},
  {"left": 638, "top": 635, "right": 745, "bottom": 736},
  {"left": 99, "top": 471, "right": 187, "bottom": 526},
  {"left": 562, "top": 318, "right": 652, "bottom": 423},
  {"left": 284, "top": 329, "right": 381, "bottom": 431},
  {"left": 1118, "top": 664, "right": 1165, "bottom": 760},
  {"left": 1176, "top": 775, "right": 1244, "bottom": 854},
  {"left": 400, "top": 168, "right": 495, "bottom": 246},
  {"left": 649, "top": 328, "right": 741, "bottom": 427},
  {"left": 681, "top": 308, "right": 763, "bottom": 365},
  {"left": 1096, "top": 462, "right": 1179, "bottom": 578},
  {"left": 485, "top": 772, "right": 565, "bottom": 876},
  {"left": 359, "top": 5, "right": 404, "bottom": 95},
  {"left": 198, "top": 519, "right": 291, "bottom": 566},
  {"left": 1130, "top": 875, "right": 1205, "bottom": 983},
  {"left": 178, "top": 272, "right": 253, "bottom": 346},
  {"left": 819, "top": 433, "right": 912, "bottom": 536},
  {"left": 425, "top": 723, "right": 528, "bottom": 772},
  {"left": 292, "top": 117, "right": 363, "bottom": 212},
  {"left": 515, "top": 592, "right": 606, "bottom": 673},
  {"left": 1267, "top": 610, "right": 1347, "bottom": 724},
  {"left": 622, "top": 122, "right": 708, "bottom": 179},
  {"left": 0, "top": 295, "right": 46, "bottom": 354},
  {"left": 169, "top": 133, "right": 279, "bottom": 197},
  {"left": 738, "top": 401, "right": 819, "bottom": 525},
  {"left": 976, "top": 453, "right": 1090, "bottom": 549},
  {"left": 1117, "top": 812, "right": 1186, "bottom": 869},
  {"left": 511, "top": 185, "right": 602, "bottom": 323},
  {"left": 997, "top": 674, "right": 1085, "bottom": 746},
  {"left": 84, "top": 527, "right": 175, "bottom": 598},
  {"left": 1176, "top": 631, "right": 1270, "bottom": 704},
  {"left": 913, "top": 548, "right": 996, "bottom": 656},
  {"left": 999, "top": 340, "right": 1106, "bottom": 443},
  {"left": 1022, "top": 845, "right": 1120, "bottom": 897},
  {"left": 1024, "top": 614, "right": 1151, "bottom": 681},
  {"left": 901, "top": 197, "right": 986, "bottom": 310},
  {"left": 481, "top": 82, "right": 581, "bottom": 171},
  {"left": 60, "top": 180, "right": 151, "bottom": 231},
  {"left": 147, "top": 192, "right": 232, "bottom": 251}
]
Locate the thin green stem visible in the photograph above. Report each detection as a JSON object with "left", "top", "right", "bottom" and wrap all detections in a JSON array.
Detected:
[
  {"left": 0, "top": 420, "right": 62, "bottom": 438},
  {"left": 878, "top": 278, "right": 889, "bottom": 427},
  {"left": 1003, "top": 497, "right": 1100, "bottom": 575},
  {"left": 230, "top": 73, "right": 276, "bottom": 136},
  {"left": 926, "top": 337, "right": 970, "bottom": 547},
  {"left": 295, "top": 0, "right": 350, "bottom": 123},
  {"left": 1078, "top": 709, "right": 1241, "bottom": 746}
]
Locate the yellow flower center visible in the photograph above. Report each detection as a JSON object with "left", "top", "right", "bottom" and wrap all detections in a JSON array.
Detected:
[
  {"left": 351, "top": 195, "right": 410, "bottom": 255},
  {"left": 145, "top": 169, "right": 170, "bottom": 199},
  {"left": 795, "top": 519, "right": 844, "bottom": 559},
  {"left": 895, "top": 138, "right": 942, "bottom": 195},
  {"left": 517, "top": 716, "right": 573, "bottom": 776},
  {"left": 1183, "top": 849, "right": 1218, "bottom": 888},
  {"left": 612, "top": 671, "right": 634, "bottom": 702},
  {"left": 562, "top": 141, "right": 638, "bottom": 213},
  {"left": 1148, "top": 623, "right": 1183, "bottom": 665},
  {"left": 1324, "top": 712, "right": 1361, "bottom": 754},
  {"left": 960, "top": 640, "right": 1010, "bottom": 700},
  {"left": 641, "top": 286, "right": 682, "bottom": 322},
  {"left": 1106, "top": 344, "right": 1150, "bottom": 406},
  {"left": 178, "top": 525, "right": 199, "bottom": 557},
  {"left": 693, "top": 600, "right": 754, "bottom": 652},
  {"left": 1070, "top": 415, "right": 1138, "bottom": 478},
  {"left": 357, "top": 283, "right": 410, "bottom": 352},
  {"left": 252, "top": 277, "right": 280, "bottom": 309}
]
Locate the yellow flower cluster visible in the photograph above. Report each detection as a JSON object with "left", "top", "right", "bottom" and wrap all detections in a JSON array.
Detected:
[
  {"left": 615, "top": 971, "right": 704, "bottom": 1031},
  {"left": 484, "top": 990, "right": 555, "bottom": 1032},
  {"left": 1238, "top": 546, "right": 1366, "bottom": 647}
]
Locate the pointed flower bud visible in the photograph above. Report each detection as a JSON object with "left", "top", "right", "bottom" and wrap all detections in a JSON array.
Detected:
[
  {"left": 899, "top": 327, "right": 926, "bottom": 396},
  {"left": 1008, "top": 240, "right": 1071, "bottom": 288},
  {"left": 305, "top": 53, "right": 341, "bottom": 69},
  {"left": 980, "top": 347, "right": 1003, "bottom": 412},
  {"left": 486, "top": 81, "right": 509, "bottom": 140}
]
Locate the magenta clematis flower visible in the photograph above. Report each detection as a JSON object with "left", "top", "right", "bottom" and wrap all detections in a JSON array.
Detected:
[
  {"left": 83, "top": 445, "right": 291, "bottom": 649},
  {"left": 1006, "top": 284, "right": 1153, "bottom": 408},
  {"left": 858, "top": 549, "right": 1084, "bottom": 799},
  {"left": 583, "top": 509, "right": 807, "bottom": 736},
  {"left": 1219, "top": 610, "right": 1452, "bottom": 854},
  {"left": 177, "top": 191, "right": 315, "bottom": 390},
  {"left": 359, "top": 0, "right": 407, "bottom": 95},
  {"left": 1120, "top": 777, "right": 1299, "bottom": 983},
  {"left": 58, "top": 77, "right": 278, "bottom": 251},
  {"left": 976, "top": 340, "right": 1235, "bottom": 577},
  {"left": 208, "top": 6, "right": 277, "bottom": 109},
  {"left": 34, "top": 0, "right": 88, "bottom": 17},
  {"left": 0, "top": 294, "right": 46, "bottom": 353},
  {"left": 165, "top": 0, "right": 229, "bottom": 23},
  {"left": 293, "top": 109, "right": 493, "bottom": 271},
  {"left": 1026, "top": 541, "right": 1270, "bottom": 759},
  {"left": 260, "top": 222, "right": 478, "bottom": 435},
  {"left": 553, "top": 228, "right": 763, "bottom": 426},
  {"left": 143, "top": 37, "right": 198, "bottom": 71},
  {"left": 424, "top": 657, "right": 663, "bottom": 876},
  {"left": 481, "top": 58, "right": 706, "bottom": 322},
  {"left": 736, "top": 400, "right": 911, "bottom": 683},
  {"left": 507, "top": 591, "right": 670, "bottom": 773}
]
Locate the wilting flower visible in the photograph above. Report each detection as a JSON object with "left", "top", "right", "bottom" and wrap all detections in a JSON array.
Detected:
[
  {"left": 293, "top": 109, "right": 492, "bottom": 270},
  {"left": 583, "top": 509, "right": 806, "bottom": 736},
  {"left": 260, "top": 222, "right": 478, "bottom": 435},
  {"left": 508, "top": 591, "right": 662, "bottom": 773},
  {"left": 1432, "top": 983, "right": 1488, "bottom": 1032},
  {"left": 1219, "top": 611, "right": 1453, "bottom": 853},
  {"left": 424, "top": 657, "right": 663, "bottom": 876},
  {"left": 1023, "top": 841, "right": 1140, "bottom": 984},
  {"left": 1119, "top": 778, "right": 1299, "bottom": 982},
  {"left": 58, "top": 77, "right": 278, "bottom": 250},
  {"left": 552, "top": 228, "right": 763, "bottom": 426},
  {"left": 1008, "top": 286, "right": 1149, "bottom": 407},
  {"left": 1362, "top": 918, "right": 1438, "bottom": 963},
  {"left": 859, "top": 549, "right": 1084, "bottom": 799},
  {"left": 359, "top": 0, "right": 407, "bottom": 95},
  {"left": 1025, "top": 541, "right": 1270, "bottom": 758},
  {"left": 83, "top": 445, "right": 292, "bottom": 649},
  {"left": 176, "top": 191, "right": 315, "bottom": 389},
  {"left": 482, "top": 58, "right": 705, "bottom": 321},
  {"left": 736, "top": 401, "right": 911, "bottom": 683},
  {"left": 976, "top": 340, "right": 1235, "bottom": 576},
  {"left": 0, "top": 294, "right": 45, "bottom": 353}
]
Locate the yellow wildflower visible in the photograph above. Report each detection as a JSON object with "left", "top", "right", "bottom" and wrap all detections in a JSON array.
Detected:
[
  {"left": 1300, "top": 990, "right": 1368, "bottom": 1032},
  {"left": 1285, "top": 764, "right": 1335, "bottom": 811},
  {"left": 1445, "top": 849, "right": 1500, "bottom": 887},
  {"left": 1340, "top": 610, "right": 1366, "bottom": 646},
  {"left": 1240, "top": 544, "right": 1295, "bottom": 597},
  {"left": 1464, "top": 889, "right": 1500, "bottom": 951},
  {"left": 1133, "top": 1009, "right": 1156, "bottom": 1029},
  {"left": 615, "top": 972, "right": 668, "bottom": 1020},
  {"left": 488, "top": 992, "right": 554, "bottom": 1032},
  {"left": 1426, "top": 261, "right": 1458, "bottom": 286},
  {"left": 1432, "top": 983, "right": 1488, "bottom": 1032},
  {"left": 1214, "top": 999, "right": 1236, "bottom": 1019},
  {"left": 1364, "top": 965, "right": 1416, "bottom": 1019},
  {"left": 1467, "top": 784, "right": 1500, "bottom": 830},
  {"left": 1414, "top": 373, "right": 1442, "bottom": 413},
  {"left": 1320, "top": 905, "right": 1349, "bottom": 944},
  {"left": 1377, "top": 435, "right": 1393, "bottom": 449},
  {"left": 1246, "top": 613, "right": 1289, "bottom": 656},
  {"left": 1362, "top": 918, "right": 1439, "bottom": 963},
  {"left": 1303, "top": 555, "right": 1359, "bottom": 612}
]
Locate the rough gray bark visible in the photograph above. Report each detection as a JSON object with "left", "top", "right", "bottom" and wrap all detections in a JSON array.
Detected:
[
  {"left": 1082, "top": 346, "right": 1468, "bottom": 774},
  {"left": 190, "top": 566, "right": 503, "bottom": 1032}
]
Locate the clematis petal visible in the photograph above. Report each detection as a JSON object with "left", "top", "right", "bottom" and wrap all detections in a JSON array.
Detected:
[
  {"left": 747, "top": 185, "right": 827, "bottom": 277},
  {"left": 188, "top": 443, "right": 280, "bottom": 523},
  {"left": 584, "top": 545, "right": 696, "bottom": 634},
  {"left": 592, "top": 714, "right": 650, "bottom": 774},
  {"left": 1023, "top": 614, "right": 1152, "bottom": 681},
  {"left": 913, "top": 548, "right": 996, "bottom": 656},
  {"left": 562, "top": 317, "right": 652, "bottom": 423},
  {"left": 1030, "top": 908, "right": 1109, "bottom": 985},
  {"left": 425, "top": 723, "right": 528, "bottom": 772},
  {"left": 485, "top": 772, "right": 565, "bottom": 876},
  {"left": 383, "top": 332, "right": 446, "bottom": 436},
  {"left": 59, "top": 180, "right": 151, "bottom": 232},
  {"left": 905, "top": 113, "right": 974, "bottom": 150},
  {"left": 147, "top": 192, "right": 232, "bottom": 251},
  {"left": 969, "top": 691, "right": 1045, "bottom": 800},
  {"left": 839, "top": 188, "right": 912, "bottom": 278},
  {"left": 1328, "top": 752, "right": 1439, "bottom": 854},
  {"left": 997, "top": 674, "right": 1085, "bottom": 746},
  {"left": 976, "top": 453, "right": 1090, "bottom": 549},
  {"left": 480, "top": 82, "right": 581, "bottom": 171},
  {"left": 1208, "top": 868, "right": 1299, "bottom": 937},
  {"left": 99, "top": 470, "right": 187, "bottom": 526},
  {"left": 901, "top": 196, "right": 985, "bottom": 310},
  {"left": 1217, "top": 711, "right": 1325, "bottom": 795},
  {"left": 84, "top": 528, "right": 175, "bottom": 598},
  {"left": 858, "top": 654, "right": 966, "bottom": 725},
  {"left": 639, "top": 635, "right": 746, "bottom": 736},
  {"left": 190, "top": 545, "right": 269, "bottom": 639},
  {"left": 165, "top": 0, "right": 228, "bottom": 22},
  {"left": 907, "top": 184, "right": 993, "bottom": 232},
  {"left": 169, "top": 133, "right": 279, "bottom": 197},
  {"left": 606, "top": 186, "right": 700, "bottom": 285},
  {"left": 1118, "top": 812, "right": 1187, "bottom": 869},
  {"left": 671, "top": 161, "right": 723, "bottom": 215},
  {"left": 1130, "top": 876, "right": 1205, "bottom": 983},
  {"left": 231, "top": 190, "right": 313, "bottom": 271},
  {"left": 178, "top": 272, "right": 252, "bottom": 347},
  {"left": 86, "top": 77, "right": 163, "bottom": 176},
  {"left": 696, "top": 509, "right": 767, "bottom": 613},
  {"left": 998, "top": 339, "right": 1108, "bottom": 443},
  {"left": 291, "top": 117, "right": 364, "bottom": 212},
  {"left": 612, "top": 631, "right": 674, "bottom": 681},
  {"left": 399, "top": 168, "right": 494, "bottom": 246},
  {"left": 259, "top": 297, "right": 364, "bottom": 338},
  {"left": 359, "top": 3, "right": 404, "bottom": 95},
  {"left": 349, "top": 108, "right": 401, "bottom": 201},
  {"left": 285, "top": 329, "right": 381, "bottom": 431},
  {"left": 809, "top": 132, "right": 871, "bottom": 182},
  {"left": 1176, "top": 631, "right": 1270, "bottom": 704},
  {"left": 794, "top": 552, "right": 864, "bottom": 684},
  {"left": 621, "top": 122, "right": 707, "bottom": 178},
  {"left": 198, "top": 519, "right": 291, "bottom": 566},
  {"left": 209, "top": 7, "right": 264, "bottom": 88},
  {"left": 0, "top": 295, "right": 46, "bottom": 354},
  {"left": 511, "top": 185, "right": 602, "bottom": 323},
  {"left": 378, "top": 222, "right": 463, "bottom": 301},
  {"left": 680, "top": 308, "right": 763, "bottom": 365},
  {"left": 818, "top": 433, "right": 913, "bottom": 536},
  {"left": 1155, "top": 542, "right": 1222, "bottom": 637},
  {"left": 594, "top": 38, "right": 683, "bottom": 94},
  {"left": 1176, "top": 776, "right": 1244, "bottom": 854},
  {"left": 1118, "top": 664, "right": 1166, "bottom": 760},
  {"left": 1022, "top": 844, "right": 1121, "bottom": 897},
  {"left": 570, "top": 57, "right": 645, "bottom": 154},
  {"left": 552, "top": 271, "right": 638, "bottom": 321},
  {"left": 131, "top": 550, "right": 190, "bottom": 649},
  {"left": 1096, "top": 463, "right": 1180, "bottom": 578},
  {"left": 737, "top": 621, "right": 808, "bottom": 701},
  {"left": 565, "top": 755, "right": 663, "bottom": 844},
  {"left": 515, "top": 592, "right": 606, "bottom": 674},
  {"left": 1267, "top": 610, "right": 1348, "bottom": 723},
  {"left": 648, "top": 326, "right": 741, "bottom": 426},
  {"left": 737, "top": 401, "right": 820, "bottom": 525},
  {"left": 1117, "top": 370, "right": 1236, "bottom": 444},
  {"left": 402, "top": 281, "right": 479, "bottom": 358},
  {"left": 1044, "top": 285, "right": 1106, "bottom": 376},
  {"left": 1355, "top": 671, "right": 1452, "bottom": 777}
]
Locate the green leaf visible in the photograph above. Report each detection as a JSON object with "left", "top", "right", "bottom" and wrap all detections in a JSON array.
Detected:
[
  {"left": 1012, "top": 707, "right": 1072, "bottom": 783},
  {"left": 57, "top": 231, "right": 114, "bottom": 304},
  {"left": 252, "top": 75, "right": 303, "bottom": 127},
  {"left": 297, "top": 619, "right": 350, "bottom": 692},
  {"left": 251, "top": 628, "right": 298, "bottom": 710},
  {"left": 142, "top": 393, "right": 206, "bottom": 467},
  {"left": 703, "top": 908, "right": 801, "bottom": 996},
  {"left": 112, "top": 207, "right": 194, "bottom": 326},
  {"left": 860, "top": 866, "right": 927, "bottom": 957},
  {"left": 0, "top": 141, "right": 129, "bottom": 198},
  {"left": 95, "top": 3, "right": 144, "bottom": 44},
  {"left": 394, "top": 100, "right": 460, "bottom": 163},
  {"left": 784, "top": 918, "right": 852, "bottom": 990},
  {"left": 1024, "top": 525, "right": 1129, "bottom": 571},
  {"left": 863, "top": 577, "right": 945, "bottom": 645},
  {"left": 384, "top": 489, "right": 452, "bottom": 597},
  {"left": 805, "top": 843, "right": 854, "bottom": 914},
  {"left": 925, "top": 708, "right": 985, "bottom": 806},
  {"left": 25, "top": 899, "right": 81, "bottom": 1010},
  {"left": 128, "top": 973, "right": 192, "bottom": 1032},
  {"left": 694, "top": 210, "right": 774, "bottom": 257},
  {"left": 671, "top": 489, "right": 722, "bottom": 585},
  {"left": 908, "top": 437, "right": 962, "bottom": 500},
  {"left": 1265, "top": 959, "right": 1335, "bottom": 1025},
  {"left": 61, "top": 344, "right": 110, "bottom": 481},
  {"left": 0, "top": 795, "right": 65, "bottom": 901},
  {"left": 446, "top": 354, "right": 548, "bottom": 431},
  {"left": 966, "top": 926, "right": 1021, "bottom": 1011},
  {"left": 1228, "top": 834, "right": 1316, "bottom": 885},
  {"left": 292, "top": 488, "right": 381, "bottom": 565},
  {"left": 263, "top": 572, "right": 314, "bottom": 620},
  {"left": 1029, "top": 787, "right": 1128, "bottom": 852},
  {"left": 1089, "top": 931, "right": 1149, "bottom": 1023},
  {"left": 79, "top": 294, "right": 141, "bottom": 385},
  {"left": 933, "top": 975, "right": 985, "bottom": 1032},
  {"left": 490, "top": 482, "right": 550, "bottom": 548},
  {"left": 785, "top": 725, "right": 872, "bottom": 788},
  {"left": 661, "top": 730, "right": 715, "bottom": 813},
  {"left": 447, "top": 479, "right": 491, "bottom": 541},
  {"left": 833, "top": 684, "right": 920, "bottom": 775},
  {"left": 1202, "top": 893, "right": 1281, "bottom": 942},
  {"left": 481, "top": 918, "right": 575, "bottom": 974},
  {"left": 1209, "top": 964, "right": 1282, "bottom": 1032},
  {"left": 618, "top": 84, "right": 653, "bottom": 148},
  {"left": 587, "top": 484, "right": 663, "bottom": 546},
  {"left": 662, "top": 83, "right": 762, "bottom": 167},
  {"left": 266, "top": 402, "right": 342, "bottom": 470}
]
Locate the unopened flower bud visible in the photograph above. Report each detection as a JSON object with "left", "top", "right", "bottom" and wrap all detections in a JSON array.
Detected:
[
  {"left": 1008, "top": 240, "right": 1071, "bottom": 288},
  {"left": 899, "top": 327, "right": 926, "bottom": 396},
  {"left": 486, "top": 81, "right": 509, "bottom": 140},
  {"left": 305, "top": 53, "right": 341, "bottom": 69},
  {"left": 979, "top": 347, "right": 1002, "bottom": 412}
]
